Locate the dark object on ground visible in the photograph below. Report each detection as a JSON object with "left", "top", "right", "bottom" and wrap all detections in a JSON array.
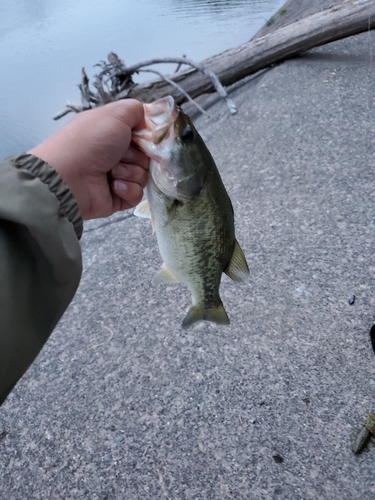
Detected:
[
  {"left": 370, "top": 325, "right": 375, "bottom": 354},
  {"left": 352, "top": 413, "right": 375, "bottom": 454},
  {"left": 349, "top": 295, "right": 355, "bottom": 305},
  {"left": 273, "top": 454, "right": 284, "bottom": 463}
]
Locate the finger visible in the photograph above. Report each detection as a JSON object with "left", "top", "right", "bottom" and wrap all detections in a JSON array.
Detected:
[
  {"left": 110, "top": 164, "right": 148, "bottom": 188},
  {"left": 111, "top": 180, "right": 144, "bottom": 208},
  {"left": 104, "top": 99, "right": 146, "bottom": 130},
  {"left": 121, "top": 146, "right": 149, "bottom": 171},
  {"left": 110, "top": 193, "right": 133, "bottom": 214}
]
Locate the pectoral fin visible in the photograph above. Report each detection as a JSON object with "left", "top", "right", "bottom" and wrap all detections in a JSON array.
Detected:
[
  {"left": 134, "top": 200, "right": 150, "bottom": 219},
  {"left": 165, "top": 199, "right": 178, "bottom": 226},
  {"left": 182, "top": 301, "right": 230, "bottom": 328},
  {"left": 224, "top": 239, "right": 250, "bottom": 282},
  {"left": 153, "top": 263, "right": 180, "bottom": 285},
  {"left": 134, "top": 200, "right": 156, "bottom": 232}
]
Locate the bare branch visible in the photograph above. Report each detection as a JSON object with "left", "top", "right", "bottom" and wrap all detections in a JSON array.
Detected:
[
  {"left": 175, "top": 55, "right": 186, "bottom": 73},
  {"left": 54, "top": 53, "right": 235, "bottom": 119},
  {"left": 79, "top": 68, "right": 91, "bottom": 109},
  {"left": 104, "top": 56, "right": 237, "bottom": 114},
  {"left": 53, "top": 108, "right": 74, "bottom": 120},
  {"left": 138, "top": 69, "right": 209, "bottom": 117}
]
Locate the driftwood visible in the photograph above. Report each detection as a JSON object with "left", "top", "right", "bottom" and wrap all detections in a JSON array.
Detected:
[
  {"left": 128, "top": 0, "right": 375, "bottom": 103},
  {"left": 55, "top": 0, "right": 375, "bottom": 119},
  {"left": 54, "top": 55, "right": 237, "bottom": 119}
]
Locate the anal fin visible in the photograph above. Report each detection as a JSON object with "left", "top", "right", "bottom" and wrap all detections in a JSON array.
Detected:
[
  {"left": 153, "top": 263, "right": 180, "bottom": 285},
  {"left": 224, "top": 239, "right": 249, "bottom": 282}
]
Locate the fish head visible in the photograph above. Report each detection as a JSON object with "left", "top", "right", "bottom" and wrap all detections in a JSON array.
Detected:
[{"left": 133, "top": 96, "right": 209, "bottom": 202}]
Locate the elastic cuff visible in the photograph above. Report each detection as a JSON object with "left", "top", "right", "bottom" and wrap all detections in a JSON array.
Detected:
[{"left": 6, "top": 153, "right": 83, "bottom": 240}]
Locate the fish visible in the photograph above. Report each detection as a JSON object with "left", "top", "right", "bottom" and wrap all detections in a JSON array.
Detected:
[{"left": 132, "top": 95, "right": 249, "bottom": 328}]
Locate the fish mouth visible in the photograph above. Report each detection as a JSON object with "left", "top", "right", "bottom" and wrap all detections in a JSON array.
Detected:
[
  {"left": 133, "top": 96, "right": 179, "bottom": 152},
  {"left": 132, "top": 95, "right": 185, "bottom": 200},
  {"left": 144, "top": 95, "right": 178, "bottom": 144}
]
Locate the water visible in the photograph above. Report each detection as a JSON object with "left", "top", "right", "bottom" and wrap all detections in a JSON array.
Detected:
[{"left": 0, "top": 0, "right": 285, "bottom": 158}]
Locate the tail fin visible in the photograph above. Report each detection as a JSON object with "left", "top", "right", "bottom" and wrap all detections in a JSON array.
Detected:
[{"left": 182, "top": 301, "right": 230, "bottom": 328}]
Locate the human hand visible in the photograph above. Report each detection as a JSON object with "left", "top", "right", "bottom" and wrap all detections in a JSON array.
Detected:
[{"left": 28, "top": 99, "right": 149, "bottom": 220}]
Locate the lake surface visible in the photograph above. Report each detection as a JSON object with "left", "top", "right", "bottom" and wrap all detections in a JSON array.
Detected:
[{"left": 0, "top": 0, "right": 285, "bottom": 158}]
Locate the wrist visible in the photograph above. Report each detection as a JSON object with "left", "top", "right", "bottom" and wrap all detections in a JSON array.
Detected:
[{"left": 9, "top": 153, "right": 83, "bottom": 239}]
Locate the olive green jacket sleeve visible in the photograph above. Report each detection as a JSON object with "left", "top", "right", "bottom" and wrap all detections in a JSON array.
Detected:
[{"left": 0, "top": 153, "right": 83, "bottom": 405}]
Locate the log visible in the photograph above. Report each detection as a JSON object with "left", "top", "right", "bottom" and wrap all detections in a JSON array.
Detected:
[
  {"left": 54, "top": 56, "right": 238, "bottom": 119},
  {"left": 127, "top": 0, "right": 375, "bottom": 104}
]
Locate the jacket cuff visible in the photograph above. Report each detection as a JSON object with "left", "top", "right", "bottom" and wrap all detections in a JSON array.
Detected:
[{"left": 6, "top": 153, "right": 83, "bottom": 240}]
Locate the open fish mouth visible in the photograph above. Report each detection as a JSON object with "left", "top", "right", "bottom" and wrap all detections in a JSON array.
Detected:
[{"left": 134, "top": 96, "right": 179, "bottom": 148}]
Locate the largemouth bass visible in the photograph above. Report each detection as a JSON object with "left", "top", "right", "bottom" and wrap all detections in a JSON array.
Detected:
[{"left": 132, "top": 96, "right": 249, "bottom": 328}]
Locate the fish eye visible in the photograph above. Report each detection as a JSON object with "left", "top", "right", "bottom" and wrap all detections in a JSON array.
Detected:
[{"left": 181, "top": 126, "right": 194, "bottom": 144}]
